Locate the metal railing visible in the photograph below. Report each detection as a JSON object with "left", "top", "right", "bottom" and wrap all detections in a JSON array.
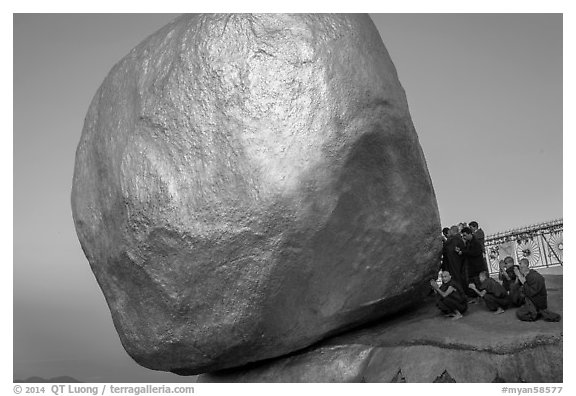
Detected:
[{"left": 484, "top": 219, "right": 563, "bottom": 275}]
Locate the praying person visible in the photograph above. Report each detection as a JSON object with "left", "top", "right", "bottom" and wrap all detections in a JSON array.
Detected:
[
  {"left": 500, "top": 256, "right": 524, "bottom": 306},
  {"left": 468, "top": 271, "right": 510, "bottom": 314},
  {"left": 514, "top": 258, "right": 548, "bottom": 321},
  {"left": 430, "top": 271, "right": 468, "bottom": 320}
]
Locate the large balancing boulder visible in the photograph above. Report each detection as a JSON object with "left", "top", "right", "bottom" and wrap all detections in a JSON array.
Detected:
[{"left": 71, "top": 13, "right": 441, "bottom": 375}]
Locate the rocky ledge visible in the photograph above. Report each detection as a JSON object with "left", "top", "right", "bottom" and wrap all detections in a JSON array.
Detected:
[{"left": 199, "top": 274, "right": 562, "bottom": 383}]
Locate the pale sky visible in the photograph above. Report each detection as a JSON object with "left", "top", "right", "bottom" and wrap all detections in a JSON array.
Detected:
[{"left": 12, "top": 13, "right": 563, "bottom": 383}]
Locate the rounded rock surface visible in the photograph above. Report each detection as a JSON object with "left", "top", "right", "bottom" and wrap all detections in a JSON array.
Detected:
[{"left": 71, "top": 13, "right": 441, "bottom": 375}]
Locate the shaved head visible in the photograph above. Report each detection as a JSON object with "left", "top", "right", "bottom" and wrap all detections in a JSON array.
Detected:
[{"left": 519, "top": 258, "right": 530, "bottom": 274}]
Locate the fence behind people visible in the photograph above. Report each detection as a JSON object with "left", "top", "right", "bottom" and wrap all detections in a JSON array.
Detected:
[{"left": 484, "top": 219, "right": 563, "bottom": 275}]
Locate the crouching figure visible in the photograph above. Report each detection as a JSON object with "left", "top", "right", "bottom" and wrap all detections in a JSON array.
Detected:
[
  {"left": 430, "top": 271, "right": 468, "bottom": 320},
  {"left": 469, "top": 271, "right": 511, "bottom": 314}
]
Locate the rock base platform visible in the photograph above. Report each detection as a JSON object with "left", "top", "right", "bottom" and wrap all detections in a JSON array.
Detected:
[{"left": 199, "top": 274, "right": 562, "bottom": 383}]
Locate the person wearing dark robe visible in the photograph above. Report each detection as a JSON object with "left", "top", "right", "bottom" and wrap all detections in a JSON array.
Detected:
[
  {"left": 442, "top": 227, "right": 450, "bottom": 242},
  {"left": 499, "top": 256, "right": 524, "bottom": 306},
  {"left": 514, "top": 259, "right": 548, "bottom": 321},
  {"left": 470, "top": 221, "right": 489, "bottom": 273},
  {"left": 430, "top": 271, "right": 468, "bottom": 320},
  {"left": 469, "top": 221, "right": 485, "bottom": 247},
  {"left": 469, "top": 271, "right": 511, "bottom": 314},
  {"left": 456, "top": 227, "right": 485, "bottom": 301},
  {"left": 441, "top": 226, "right": 466, "bottom": 288}
]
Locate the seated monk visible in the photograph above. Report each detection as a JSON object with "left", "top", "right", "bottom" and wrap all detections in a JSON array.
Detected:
[
  {"left": 469, "top": 271, "right": 511, "bottom": 314},
  {"left": 500, "top": 256, "right": 524, "bottom": 307},
  {"left": 514, "top": 258, "right": 549, "bottom": 321},
  {"left": 430, "top": 271, "right": 468, "bottom": 320}
]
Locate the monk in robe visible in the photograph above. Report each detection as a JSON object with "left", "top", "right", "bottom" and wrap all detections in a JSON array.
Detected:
[
  {"left": 499, "top": 256, "right": 524, "bottom": 307},
  {"left": 441, "top": 226, "right": 466, "bottom": 288},
  {"left": 469, "top": 271, "right": 511, "bottom": 314},
  {"left": 430, "top": 271, "right": 468, "bottom": 320},
  {"left": 457, "top": 226, "right": 485, "bottom": 301},
  {"left": 514, "top": 258, "right": 548, "bottom": 321}
]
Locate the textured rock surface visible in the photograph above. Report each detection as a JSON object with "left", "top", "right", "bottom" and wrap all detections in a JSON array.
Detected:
[
  {"left": 72, "top": 13, "right": 440, "bottom": 375},
  {"left": 199, "top": 274, "right": 563, "bottom": 382}
]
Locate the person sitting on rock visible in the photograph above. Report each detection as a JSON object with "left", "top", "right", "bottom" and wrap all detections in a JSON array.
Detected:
[
  {"left": 468, "top": 271, "right": 510, "bottom": 314},
  {"left": 514, "top": 258, "right": 549, "bottom": 321},
  {"left": 499, "top": 256, "right": 524, "bottom": 307},
  {"left": 430, "top": 271, "right": 468, "bottom": 320}
]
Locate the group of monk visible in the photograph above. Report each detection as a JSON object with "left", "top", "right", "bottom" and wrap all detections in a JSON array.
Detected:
[{"left": 430, "top": 221, "right": 560, "bottom": 322}]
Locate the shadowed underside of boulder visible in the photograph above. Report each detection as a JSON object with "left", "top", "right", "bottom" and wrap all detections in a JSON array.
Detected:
[
  {"left": 71, "top": 13, "right": 441, "bottom": 375},
  {"left": 199, "top": 275, "right": 563, "bottom": 383}
]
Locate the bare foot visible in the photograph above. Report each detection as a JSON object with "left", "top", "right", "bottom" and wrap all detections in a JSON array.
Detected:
[
  {"left": 494, "top": 307, "right": 505, "bottom": 315},
  {"left": 451, "top": 311, "right": 463, "bottom": 320}
]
